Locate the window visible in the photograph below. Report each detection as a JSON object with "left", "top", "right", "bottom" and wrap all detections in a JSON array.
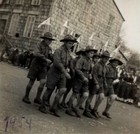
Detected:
[
  {"left": 86, "top": 0, "right": 96, "bottom": 4},
  {"left": 0, "top": 0, "right": 3, "bottom": 4},
  {"left": 57, "top": 0, "right": 66, "bottom": 10},
  {"left": 105, "top": 14, "right": 115, "bottom": 34},
  {"left": 8, "top": 14, "right": 20, "bottom": 36},
  {"left": 16, "top": 0, "right": 24, "bottom": 5},
  {"left": 23, "top": 15, "right": 36, "bottom": 38},
  {"left": 79, "top": 3, "right": 90, "bottom": 22},
  {"left": 0, "top": 0, "right": 10, "bottom": 4},
  {"left": 31, "top": 0, "right": 41, "bottom": 5},
  {"left": 79, "top": 0, "right": 94, "bottom": 23},
  {"left": 5, "top": 0, "right": 10, "bottom": 4}
]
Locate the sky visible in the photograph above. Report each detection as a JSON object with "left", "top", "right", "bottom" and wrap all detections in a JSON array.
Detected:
[{"left": 115, "top": 0, "right": 140, "bottom": 53}]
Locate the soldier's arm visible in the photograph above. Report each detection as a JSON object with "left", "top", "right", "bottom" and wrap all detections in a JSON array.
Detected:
[
  {"left": 46, "top": 49, "right": 53, "bottom": 64},
  {"left": 75, "top": 58, "right": 86, "bottom": 80},
  {"left": 103, "top": 65, "right": 108, "bottom": 89},
  {"left": 92, "top": 64, "right": 100, "bottom": 86},
  {"left": 53, "top": 48, "right": 67, "bottom": 74},
  {"left": 34, "top": 43, "right": 52, "bottom": 64},
  {"left": 48, "top": 49, "right": 53, "bottom": 62},
  {"left": 34, "top": 43, "right": 45, "bottom": 59}
]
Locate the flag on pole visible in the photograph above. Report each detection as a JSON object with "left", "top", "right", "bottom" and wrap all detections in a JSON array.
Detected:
[
  {"left": 88, "top": 32, "right": 96, "bottom": 46},
  {"left": 70, "top": 30, "right": 74, "bottom": 35},
  {"left": 111, "top": 45, "right": 121, "bottom": 57},
  {"left": 63, "top": 20, "right": 69, "bottom": 28},
  {"left": 89, "top": 32, "right": 96, "bottom": 40},
  {"left": 123, "top": 51, "right": 132, "bottom": 60},
  {"left": 113, "top": 45, "right": 121, "bottom": 53},
  {"left": 60, "top": 20, "right": 69, "bottom": 35},
  {"left": 77, "top": 37, "right": 81, "bottom": 43},
  {"left": 103, "top": 40, "right": 109, "bottom": 51},
  {"left": 38, "top": 17, "right": 51, "bottom": 28},
  {"left": 93, "top": 45, "right": 97, "bottom": 49},
  {"left": 60, "top": 27, "right": 65, "bottom": 36}
]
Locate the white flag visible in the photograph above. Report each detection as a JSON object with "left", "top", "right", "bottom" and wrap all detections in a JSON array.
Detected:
[
  {"left": 38, "top": 17, "right": 51, "bottom": 28},
  {"left": 123, "top": 51, "right": 132, "bottom": 60},
  {"left": 89, "top": 32, "right": 96, "bottom": 40},
  {"left": 114, "top": 45, "right": 121, "bottom": 53},
  {"left": 103, "top": 40, "right": 109, "bottom": 51},
  {"left": 70, "top": 30, "right": 74, "bottom": 35},
  {"left": 111, "top": 45, "right": 121, "bottom": 57},
  {"left": 60, "top": 27, "right": 65, "bottom": 36},
  {"left": 93, "top": 45, "right": 97, "bottom": 49},
  {"left": 77, "top": 37, "right": 81, "bottom": 43},
  {"left": 63, "top": 20, "right": 69, "bottom": 28}
]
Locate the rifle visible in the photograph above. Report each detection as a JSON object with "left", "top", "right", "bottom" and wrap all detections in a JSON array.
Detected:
[
  {"left": 99, "top": 42, "right": 104, "bottom": 55},
  {"left": 115, "top": 45, "right": 128, "bottom": 62}
]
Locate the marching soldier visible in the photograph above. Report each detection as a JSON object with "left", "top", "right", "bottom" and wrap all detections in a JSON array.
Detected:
[
  {"left": 66, "top": 46, "right": 97, "bottom": 118},
  {"left": 83, "top": 53, "right": 100, "bottom": 118},
  {"left": 39, "top": 35, "right": 77, "bottom": 117},
  {"left": 22, "top": 32, "right": 55, "bottom": 104},
  {"left": 60, "top": 48, "right": 85, "bottom": 108},
  {"left": 102, "top": 57, "right": 123, "bottom": 119},
  {"left": 90, "top": 51, "right": 110, "bottom": 118}
]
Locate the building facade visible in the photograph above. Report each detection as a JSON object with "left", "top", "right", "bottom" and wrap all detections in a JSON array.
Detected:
[{"left": 0, "top": 0, "right": 124, "bottom": 54}]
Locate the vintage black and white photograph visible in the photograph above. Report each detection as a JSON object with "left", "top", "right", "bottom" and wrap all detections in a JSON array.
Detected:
[{"left": 0, "top": 0, "right": 140, "bottom": 134}]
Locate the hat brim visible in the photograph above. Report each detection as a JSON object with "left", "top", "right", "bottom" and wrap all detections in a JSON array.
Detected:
[
  {"left": 40, "top": 37, "right": 55, "bottom": 40},
  {"left": 101, "top": 55, "right": 111, "bottom": 58},
  {"left": 93, "top": 54, "right": 100, "bottom": 58},
  {"left": 84, "top": 49, "right": 98, "bottom": 53},
  {"left": 76, "top": 51, "right": 85, "bottom": 55},
  {"left": 109, "top": 59, "right": 123, "bottom": 65},
  {"left": 60, "top": 39, "right": 78, "bottom": 43}
]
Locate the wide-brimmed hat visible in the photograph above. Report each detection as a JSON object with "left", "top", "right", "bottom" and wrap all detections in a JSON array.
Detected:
[
  {"left": 60, "top": 35, "right": 77, "bottom": 43},
  {"left": 40, "top": 32, "right": 55, "bottom": 40},
  {"left": 76, "top": 48, "right": 85, "bottom": 55},
  {"left": 109, "top": 58, "right": 123, "bottom": 65},
  {"left": 84, "top": 46, "right": 98, "bottom": 53},
  {"left": 101, "top": 51, "right": 110, "bottom": 58},
  {"left": 93, "top": 53, "right": 100, "bottom": 58}
]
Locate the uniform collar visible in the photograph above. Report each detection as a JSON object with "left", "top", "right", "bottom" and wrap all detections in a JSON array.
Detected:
[
  {"left": 42, "top": 40, "right": 49, "bottom": 47},
  {"left": 83, "top": 55, "right": 91, "bottom": 61},
  {"left": 99, "top": 60, "right": 106, "bottom": 66},
  {"left": 62, "top": 45, "right": 71, "bottom": 52},
  {"left": 109, "top": 63, "right": 116, "bottom": 69}
]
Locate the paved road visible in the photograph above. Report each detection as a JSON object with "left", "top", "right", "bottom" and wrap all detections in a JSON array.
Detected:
[{"left": 0, "top": 62, "right": 140, "bottom": 134}]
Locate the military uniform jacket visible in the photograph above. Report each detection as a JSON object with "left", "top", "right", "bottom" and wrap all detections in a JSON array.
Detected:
[
  {"left": 52, "top": 45, "right": 72, "bottom": 74},
  {"left": 75, "top": 55, "right": 92, "bottom": 80},
  {"left": 92, "top": 60, "right": 107, "bottom": 88},
  {"left": 33, "top": 40, "right": 53, "bottom": 66},
  {"left": 105, "top": 63, "right": 117, "bottom": 89},
  {"left": 70, "top": 56, "right": 81, "bottom": 78}
]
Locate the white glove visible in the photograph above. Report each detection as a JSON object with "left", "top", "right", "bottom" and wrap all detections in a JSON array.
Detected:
[{"left": 113, "top": 79, "right": 120, "bottom": 85}]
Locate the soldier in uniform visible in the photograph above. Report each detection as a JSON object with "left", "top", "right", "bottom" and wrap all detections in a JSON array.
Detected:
[
  {"left": 22, "top": 32, "right": 55, "bottom": 104},
  {"left": 60, "top": 48, "right": 85, "bottom": 108},
  {"left": 39, "top": 35, "right": 77, "bottom": 117},
  {"left": 66, "top": 46, "right": 97, "bottom": 118},
  {"left": 90, "top": 51, "right": 110, "bottom": 118},
  {"left": 102, "top": 57, "right": 123, "bottom": 119},
  {"left": 83, "top": 53, "right": 100, "bottom": 118}
]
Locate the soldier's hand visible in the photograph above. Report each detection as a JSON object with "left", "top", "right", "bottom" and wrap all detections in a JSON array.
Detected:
[
  {"left": 88, "top": 74, "right": 92, "bottom": 80},
  {"left": 104, "top": 83, "right": 108, "bottom": 89},
  {"left": 83, "top": 77, "right": 89, "bottom": 83},
  {"left": 65, "top": 72, "right": 71, "bottom": 79},
  {"left": 46, "top": 59, "right": 52, "bottom": 64},
  {"left": 36, "top": 53, "right": 44, "bottom": 58},
  {"left": 95, "top": 84, "right": 100, "bottom": 90},
  {"left": 113, "top": 79, "right": 119, "bottom": 85}
]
